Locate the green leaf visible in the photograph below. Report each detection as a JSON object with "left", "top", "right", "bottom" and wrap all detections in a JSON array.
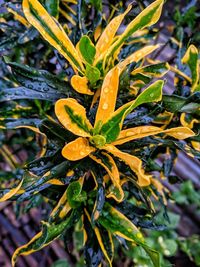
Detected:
[
  {"left": 182, "top": 45, "right": 199, "bottom": 92},
  {"left": 67, "top": 180, "right": 87, "bottom": 208},
  {"left": 163, "top": 95, "right": 187, "bottom": 112},
  {"left": 99, "top": 203, "right": 160, "bottom": 267},
  {"left": 23, "top": 0, "right": 84, "bottom": 72},
  {"left": 103, "top": 0, "right": 164, "bottom": 66},
  {"left": 8, "top": 62, "right": 72, "bottom": 95},
  {"left": 12, "top": 209, "right": 81, "bottom": 266},
  {"left": 101, "top": 80, "right": 164, "bottom": 143},
  {"left": 79, "top": 35, "right": 96, "bottom": 64},
  {"left": 45, "top": 0, "right": 60, "bottom": 18},
  {"left": 0, "top": 87, "right": 64, "bottom": 102},
  {"left": 51, "top": 259, "right": 71, "bottom": 267},
  {"left": 86, "top": 64, "right": 101, "bottom": 85}
]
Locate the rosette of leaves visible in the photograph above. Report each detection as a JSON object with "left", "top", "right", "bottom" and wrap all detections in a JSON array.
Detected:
[
  {"left": 0, "top": 1, "right": 199, "bottom": 267},
  {"left": 0, "top": 63, "right": 196, "bottom": 267},
  {"left": 21, "top": 0, "right": 165, "bottom": 95}
]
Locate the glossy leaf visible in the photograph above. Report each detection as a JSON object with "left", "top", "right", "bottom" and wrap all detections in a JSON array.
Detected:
[
  {"left": 0, "top": 87, "right": 64, "bottom": 102},
  {"left": 0, "top": 178, "right": 24, "bottom": 202},
  {"left": 103, "top": 144, "right": 151, "bottom": 186},
  {"left": 103, "top": 0, "right": 164, "bottom": 65},
  {"left": 67, "top": 178, "right": 86, "bottom": 208},
  {"left": 90, "top": 152, "right": 124, "bottom": 202},
  {"left": 131, "top": 62, "right": 170, "bottom": 77},
  {"left": 62, "top": 137, "right": 96, "bottom": 161},
  {"left": 94, "top": 4, "right": 131, "bottom": 61},
  {"left": 95, "top": 66, "right": 120, "bottom": 126},
  {"left": 85, "top": 64, "right": 101, "bottom": 85},
  {"left": 71, "top": 75, "right": 94, "bottom": 95},
  {"left": 23, "top": 0, "right": 84, "bottom": 72},
  {"left": 78, "top": 35, "right": 96, "bottom": 64},
  {"left": 99, "top": 203, "right": 160, "bottom": 267},
  {"left": 55, "top": 98, "right": 93, "bottom": 137},
  {"left": 113, "top": 126, "right": 195, "bottom": 145},
  {"left": 100, "top": 80, "right": 164, "bottom": 143},
  {"left": 8, "top": 62, "right": 72, "bottom": 95},
  {"left": 182, "top": 44, "right": 199, "bottom": 92},
  {"left": 12, "top": 209, "right": 81, "bottom": 266}
]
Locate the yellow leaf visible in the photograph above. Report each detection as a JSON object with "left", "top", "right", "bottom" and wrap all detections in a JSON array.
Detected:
[
  {"left": 95, "top": 66, "right": 120, "bottom": 126},
  {"left": 23, "top": 0, "right": 84, "bottom": 72},
  {"left": 0, "top": 178, "right": 24, "bottom": 202},
  {"left": 55, "top": 98, "right": 93, "bottom": 137},
  {"left": 94, "top": 5, "right": 131, "bottom": 62},
  {"left": 71, "top": 75, "right": 94, "bottom": 95},
  {"left": 113, "top": 126, "right": 195, "bottom": 145},
  {"left": 180, "top": 113, "right": 199, "bottom": 129},
  {"left": 118, "top": 45, "right": 160, "bottom": 71},
  {"left": 103, "top": 145, "right": 151, "bottom": 186},
  {"left": 62, "top": 137, "right": 96, "bottom": 160}
]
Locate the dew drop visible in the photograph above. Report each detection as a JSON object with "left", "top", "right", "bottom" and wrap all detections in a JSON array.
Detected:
[
  {"left": 104, "top": 87, "right": 109, "bottom": 93},
  {"left": 80, "top": 151, "right": 85, "bottom": 156},
  {"left": 150, "top": 93, "right": 154, "bottom": 98},
  {"left": 102, "top": 103, "right": 108, "bottom": 110}
]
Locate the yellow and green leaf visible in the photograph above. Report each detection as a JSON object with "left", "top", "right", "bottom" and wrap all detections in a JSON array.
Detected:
[
  {"left": 94, "top": 4, "right": 132, "bottom": 62},
  {"left": 90, "top": 152, "right": 124, "bottom": 202},
  {"left": 85, "top": 209, "right": 114, "bottom": 267},
  {"left": 99, "top": 202, "right": 160, "bottom": 267},
  {"left": 100, "top": 80, "right": 164, "bottom": 143},
  {"left": 103, "top": 145, "right": 151, "bottom": 186},
  {"left": 55, "top": 98, "right": 93, "bottom": 137},
  {"left": 12, "top": 209, "right": 81, "bottom": 267},
  {"left": 0, "top": 178, "right": 24, "bottom": 202},
  {"left": 182, "top": 45, "right": 200, "bottom": 92},
  {"left": 131, "top": 62, "right": 170, "bottom": 77},
  {"left": 102, "top": 0, "right": 164, "bottom": 66},
  {"left": 23, "top": 0, "right": 84, "bottom": 72}
]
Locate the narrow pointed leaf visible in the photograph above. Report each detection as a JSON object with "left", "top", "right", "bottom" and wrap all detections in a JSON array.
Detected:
[
  {"left": 55, "top": 98, "right": 93, "bottom": 137},
  {"left": 23, "top": 0, "right": 84, "bottom": 72},
  {"left": 113, "top": 126, "right": 195, "bottom": 145},
  {"left": 85, "top": 209, "right": 113, "bottom": 267},
  {"left": 182, "top": 45, "right": 199, "bottom": 92},
  {"left": 62, "top": 137, "right": 96, "bottom": 161},
  {"left": 101, "top": 80, "right": 164, "bottom": 143},
  {"left": 0, "top": 179, "right": 24, "bottom": 202},
  {"left": 99, "top": 202, "right": 160, "bottom": 267},
  {"left": 95, "top": 66, "right": 120, "bottom": 126},
  {"left": 131, "top": 62, "right": 170, "bottom": 77},
  {"left": 94, "top": 5, "right": 131, "bottom": 61},
  {"left": 103, "top": 145, "right": 151, "bottom": 186},
  {"left": 102, "top": 0, "right": 164, "bottom": 65},
  {"left": 118, "top": 45, "right": 160, "bottom": 71},
  {"left": 90, "top": 152, "right": 124, "bottom": 202},
  {"left": 12, "top": 209, "right": 81, "bottom": 266}
]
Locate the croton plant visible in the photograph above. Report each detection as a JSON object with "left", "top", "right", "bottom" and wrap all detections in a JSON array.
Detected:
[{"left": 0, "top": 0, "right": 199, "bottom": 266}]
